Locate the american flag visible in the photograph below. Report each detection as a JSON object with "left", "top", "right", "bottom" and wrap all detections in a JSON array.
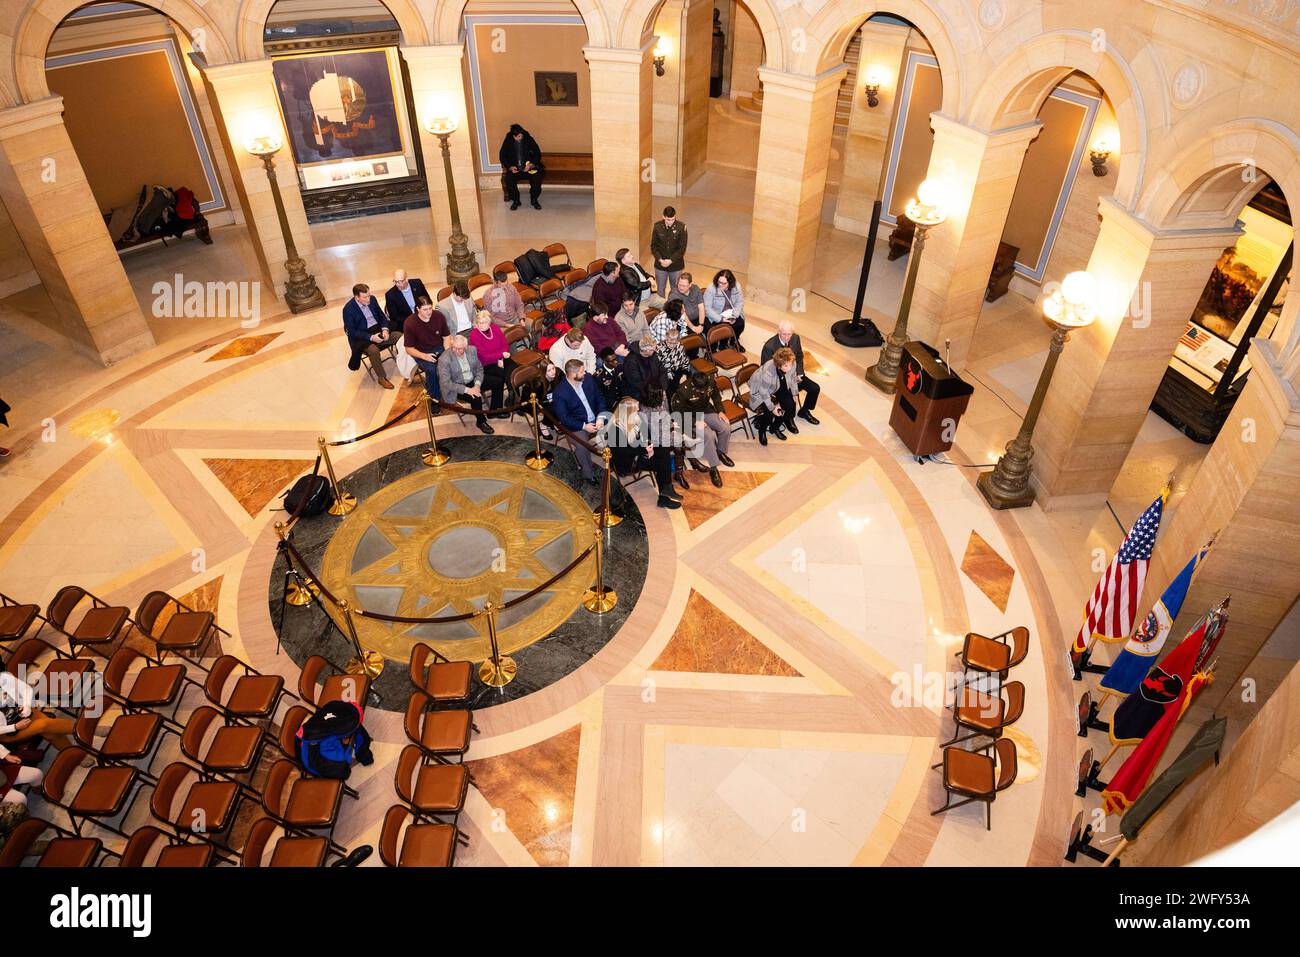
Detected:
[{"left": 1071, "top": 490, "right": 1167, "bottom": 656}]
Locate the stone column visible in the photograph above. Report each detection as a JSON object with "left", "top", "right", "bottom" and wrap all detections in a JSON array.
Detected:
[
  {"left": 202, "top": 59, "right": 322, "bottom": 302},
  {"left": 1032, "top": 199, "right": 1240, "bottom": 508},
  {"left": 1153, "top": 338, "right": 1300, "bottom": 713},
  {"left": 402, "top": 45, "right": 486, "bottom": 273},
  {"left": 833, "top": 22, "right": 910, "bottom": 236},
  {"left": 585, "top": 44, "right": 654, "bottom": 256},
  {"left": 0, "top": 97, "right": 154, "bottom": 365},
  {"left": 907, "top": 115, "right": 1040, "bottom": 366},
  {"left": 746, "top": 66, "right": 845, "bottom": 306},
  {"left": 651, "top": 0, "right": 711, "bottom": 198}
]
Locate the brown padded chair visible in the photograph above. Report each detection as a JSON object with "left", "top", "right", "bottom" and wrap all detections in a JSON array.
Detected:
[
  {"left": 74, "top": 708, "right": 171, "bottom": 782},
  {"left": 409, "top": 643, "right": 473, "bottom": 703},
  {"left": 706, "top": 324, "right": 746, "bottom": 371},
  {"left": 180, "top": 705, "right": 269, "bottom": 796},
  {"left": 957, "top": 626, "right": 1030, "bottom": 683},
  {"left": 241, "top": 816, "right": 329, "bottom": 868},
  {"left": 0, "top": 592, "right": 45, "bottom": 648},
  {"left": 103, "top": 646, "right": 192, "bottom": 726},
  {"left": 378, "top": 804, "right": 460, "bottom": 867},
  {"left": 0, "top": 818, "right": 107, "bottom": 868},
  {"left": 43, "top": 744, "right": 145, "bottom": 839},
  {"left": 932, "top": 737, "right": 1019, "bottom": 830},
  {"left": 404, "top": 690, "right": 475, "bottom": 764},
  {"left": 938, "top": 680, "right": 1026, "bottom": 753},
  {"left": 684, "top": 335, "right": 713, "bottom": 375},
  {"left": 586, "top": 258, "right": 608, "bottom": 277},
  {"left": 134, "top": 590, "right": 225, "bottom": 671},
  {"left": 298, "top": 655, "right": 369, "bottom": 712},
  {"left": 731, "top": 364, "right": 759, "bottom": 434},
  {"left": 204, "top": 654, "right": 295, "bottom": 724},
  {"left": 506, "top": 325, "right": 543, "bottom": 369},
  {"left": 716, "top": 374, "right": 752, "bottom": 439},
  {"left": 46, "top": 585, "right": 131, "bottom": 659},
  {"left": 5, "top": 636, "right": 96, "bottom": 714},
  {"left": 120, "top": 824, "right": 215, "bottom": 867},
  {"left": 395, "top": 743, "right": 472, "bottom": 824},
  {"left": 261, "top": 759, "right": 349, "bottom": 855},
  {"left": 544, "top": 243, "right": 575, "bottom": 280},
  {"left": 149, "top": 762, "right": 243, "bottom": 859}
]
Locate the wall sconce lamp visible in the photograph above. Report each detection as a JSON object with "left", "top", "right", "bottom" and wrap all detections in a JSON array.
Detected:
[
  {"left": 864, "top": 67, "right": 888, "bottom": 108},
  {"left": 653, "top": 37, "right": 672, "bottom": 77},
  {"left": 1089, "top": 137, "right": 1113, "bottom": 177}
]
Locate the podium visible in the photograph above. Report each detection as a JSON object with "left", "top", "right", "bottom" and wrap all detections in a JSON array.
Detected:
[{"left": 888, "top": 341, "right": 974, "bottom": 457}]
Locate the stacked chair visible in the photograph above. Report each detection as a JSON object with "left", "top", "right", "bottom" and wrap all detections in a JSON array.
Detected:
[{"left": 930, "top": 626, "right": 1031, "bottom": 831}]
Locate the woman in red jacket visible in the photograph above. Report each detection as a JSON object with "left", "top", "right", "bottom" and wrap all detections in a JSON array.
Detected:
[{"left": 471, "top": 311, "right": 514, "bottom": 416}]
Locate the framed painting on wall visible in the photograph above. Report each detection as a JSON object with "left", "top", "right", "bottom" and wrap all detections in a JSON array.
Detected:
[
  {"left": 272, "top": 48, "right": 409, "bottom": 166},
  {"left": 534, "top": 71, "right": 579, "bottom": 107}
]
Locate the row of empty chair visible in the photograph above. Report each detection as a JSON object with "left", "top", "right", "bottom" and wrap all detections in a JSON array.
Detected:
[{"left": 930, "top": 626, "right": 1030, "bottom": 830}]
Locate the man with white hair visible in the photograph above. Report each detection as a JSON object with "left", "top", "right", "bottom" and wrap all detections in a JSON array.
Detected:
[
  {"left": 760, "top": 320, "right": 820, "bottom": 427},
  {"left": 384, "top": 269, "right": 431, "bottom": 326},
  {"left": 437, "top": 335, "right": 493, "bottom": 434}
]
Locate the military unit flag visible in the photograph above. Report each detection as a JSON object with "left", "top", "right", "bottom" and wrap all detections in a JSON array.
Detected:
[{"left": 1098, "top": 539, "right": 1214, "bottom": 697}]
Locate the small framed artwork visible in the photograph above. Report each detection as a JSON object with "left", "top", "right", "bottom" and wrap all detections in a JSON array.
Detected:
[{"left": 535, "top": 71, "right": 579, "bottom": 107}]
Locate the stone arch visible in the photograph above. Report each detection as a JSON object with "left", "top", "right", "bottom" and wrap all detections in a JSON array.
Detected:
[
  {"left": 966, "top": 30, "right": 1149, "bottom": 209},
  {"left": 431, "top": 0, "right": 609, "bottom": 48},
  {"left": 237, "top": 0, "right": 429, "bottom": 60},
  {"left": 618, "top": 0, "right": 781, "bottom": 69},
  {"left": 10, "top": 0, "right": 235, "bottom": 106},
  {"left": 802, "top": 1, "right": 964, "bottom": 112},
  {"left": 1138, "top": 118, "right": 1300, "bottom": 232}
]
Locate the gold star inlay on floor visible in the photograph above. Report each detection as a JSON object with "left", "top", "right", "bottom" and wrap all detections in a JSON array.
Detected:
[
  {"left": 320, "top": 461, "right": 596, "bottom": 663},
  {"left": 960, "top": 529, "right": 1015, "bottom": 613}
]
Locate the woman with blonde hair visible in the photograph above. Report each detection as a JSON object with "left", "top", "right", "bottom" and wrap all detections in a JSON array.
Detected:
[{"left": 608, "top": 396, "right": 680, "bottom": 509}]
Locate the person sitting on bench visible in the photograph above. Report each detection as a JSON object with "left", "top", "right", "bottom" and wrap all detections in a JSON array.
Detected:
[{"left": 499, "top": 123, "right": 545, "bottom": 210}]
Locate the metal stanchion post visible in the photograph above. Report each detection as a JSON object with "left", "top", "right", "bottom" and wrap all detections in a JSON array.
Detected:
[
  {"left": 318, "top": 436, "right": 356, "bottom": 515},
  {"left": 595, "top": 447, "right": 622, "bottom": 528},
  {"left": 478, "top": 601, "right": 517, "bottom": 687},
  {"left": 525, "top": 394, "right": 553, "bottom": 471},
  {"left": 583, "top": 524, "right": 618, "bottom": 613},
  {"left": 338, "top": 598, "right": 384, "bottom": 679},
  {"left": 276, "top": 521, "right": 316, "bottom": 607},
  {"left": 420, "top": 392, "right": 450, "bottom": 467}
]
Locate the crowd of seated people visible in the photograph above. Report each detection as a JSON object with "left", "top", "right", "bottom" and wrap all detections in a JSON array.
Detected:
[{"left": 340, "top": 232, "right": 821, "bottom": 501}]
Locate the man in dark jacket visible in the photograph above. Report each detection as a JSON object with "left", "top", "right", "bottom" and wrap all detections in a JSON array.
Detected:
[
  {"left": 760, "top": 320, "right": 820, "bottom": 425},
  {"left": 499, "top": 123, "right": 545, "bottom": 210},
  {"left": 342, "top": 283, "right": 399, "bottom": 389},
  {"left": 650, "top": 206, "right": 688, "bottom": 297},
  {"left": 384, "top": 269, "right": 431, "bottom": 325},
  {"left": 622, "top": 336, "right": 667, "bottom": 401}
]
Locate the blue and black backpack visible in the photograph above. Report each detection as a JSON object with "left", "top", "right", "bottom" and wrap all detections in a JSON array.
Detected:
[{"left": 296, "top": 700, "right": 374, "bottom": 780}]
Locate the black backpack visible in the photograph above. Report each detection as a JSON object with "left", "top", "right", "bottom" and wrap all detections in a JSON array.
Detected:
[{"left": 283, "top": 473, "right": 333, "bottom": 518}]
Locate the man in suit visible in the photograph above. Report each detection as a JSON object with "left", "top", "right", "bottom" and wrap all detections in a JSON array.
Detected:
[
  {"left": 343, "top": 283, "right": 399, "bottom": 389},
  {"left": 384, "top": 269, "right": 431, "bottom": 326},
  {"left": 552, "top": 358, "right": 608, "bottom": 484},
  {"left": 437, "top": 335, "right": 493, "bottom": 434},
  {"left": 499, "top": 123, "right": 544, "bottom": 210},
  {"left": 437, "top": 281, "right": 477, "bottom": 337},
  {"left": 760, "top": 320, "right": 820, "bottom": 426}
]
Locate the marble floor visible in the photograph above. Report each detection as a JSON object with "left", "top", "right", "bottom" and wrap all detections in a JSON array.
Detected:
[{"left": 1, "top": 106, "right": 1280, "bottom": 866}]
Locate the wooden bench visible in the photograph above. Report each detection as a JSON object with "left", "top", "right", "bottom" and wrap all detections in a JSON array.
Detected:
[{"left": 499, "top": 152, "right": 593, "bottom": 197}]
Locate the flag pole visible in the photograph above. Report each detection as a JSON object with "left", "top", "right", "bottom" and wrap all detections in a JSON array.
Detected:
[{"left": 1101, "top": 837, "right": 1128, "bottom": 867}]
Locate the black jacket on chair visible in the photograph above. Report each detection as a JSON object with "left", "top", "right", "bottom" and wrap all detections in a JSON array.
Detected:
[{"left": 384, "top": 278, "right": 431, "bottom": 325}]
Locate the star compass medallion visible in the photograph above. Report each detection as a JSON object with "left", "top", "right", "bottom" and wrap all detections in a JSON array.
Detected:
[{"left": 320, "top": 460, "right": 597, "bottom": 665}]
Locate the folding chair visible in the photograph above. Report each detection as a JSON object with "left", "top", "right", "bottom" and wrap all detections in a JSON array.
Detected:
[
  {"left": 717, "top": 374, "right": 753, "bottom": 439},
  {"left": 931, "top": 737, "right": 1018, "bottom": 831},
  {"left": 46, "top": 585, "right": 132, "bottom": 660},
  {"left": 134, "top": 590, "right": 226, "bottom": 671},
  {"left": 378, "top": 804, "right": 464, "bottom": 867}
]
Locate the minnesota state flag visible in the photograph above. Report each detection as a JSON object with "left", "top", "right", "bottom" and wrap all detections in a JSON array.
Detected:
[{"left": 1098, "top": 539, "right": 1214, "bottom": 697}]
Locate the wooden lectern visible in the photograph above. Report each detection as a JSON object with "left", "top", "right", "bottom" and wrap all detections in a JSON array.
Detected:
[{"left": 888, "top": 341, "right": 974, "bottom": 457}]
